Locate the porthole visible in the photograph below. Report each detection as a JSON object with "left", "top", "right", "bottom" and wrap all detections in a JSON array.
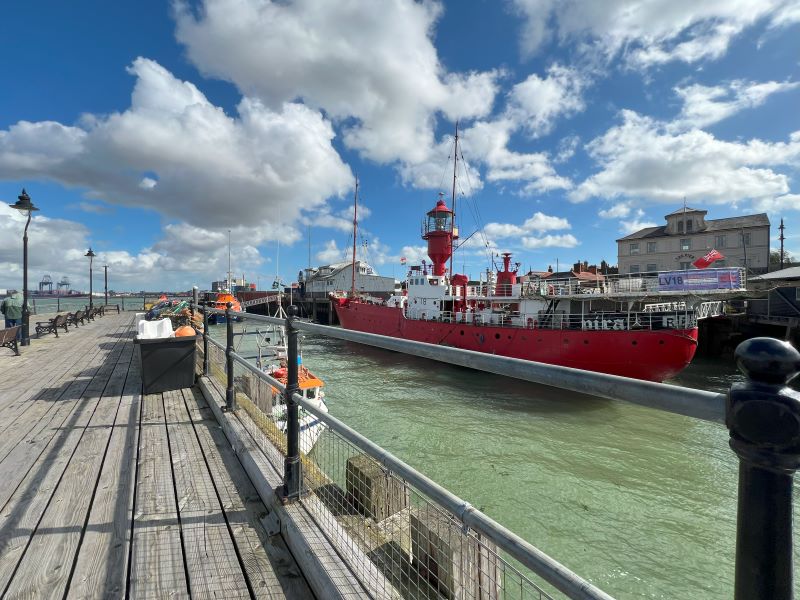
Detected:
[
  {"left": 460, "top": 330, "right": 465, "bottom": 336},
  {"left": 659, "top": 340, "right": 665, "bottom": 345},
  {"left": 632, "top": 340, "right": 638, "bottom": 346},
  {"left": 495, "top": 333, "right": 501, "bottom": 340},
  {"left": 584, "top": 340, "right": 589, "bottom": 344}
]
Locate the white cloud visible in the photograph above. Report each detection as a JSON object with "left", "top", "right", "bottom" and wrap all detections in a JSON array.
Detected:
[
  {"left": 521, "top": 234, "right": 579, "bottom": 249},
  {"left": 174, "top": 0, "right": 499, "bottom": 166},
  {"left": 316, "top": 240, "right": 346, "bottom": 264},
  {"left": 674, "top": 79, "right": 800, "bottom": 129},
  {"left": 599, "top": 202, "right": 631, "bottom": 219},
  {"left": 752, "top": 194, "right": 800, "bottom": 213},
  {"left": 507, "top": 65, "right": 587, "bottom": 138},
  {"left": 573, "top": 110, "right": 800, "bottom": 205},
  {"left": 460, "top": 119, "right": 572, "bottom": 193},
  {"left": 511, "top": 0, "right": 800, "bottom": 68},
  {"left": 485, "top": 211, "right": 570, "bottom": 238},
  {"left": 619, "top": 209, "right": 657, "bottom": 235},
  {"left": 0, "top": 58, "right": 353, "bottom": 232}
]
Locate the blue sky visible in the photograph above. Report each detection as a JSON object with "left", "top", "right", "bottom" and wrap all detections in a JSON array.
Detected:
[{"left": 1, "top": 0, "right": 799, "bottom": 292}]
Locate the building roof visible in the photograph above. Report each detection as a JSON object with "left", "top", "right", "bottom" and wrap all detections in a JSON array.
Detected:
[
  {"left": 617, "top": 213, "right": 770, "bottom": 241},
  {"left": 665, "top": 206, "right": 705, "bottom": 216},
  {"left": 750, "top": 266, "right": 800, "bottom": 281}
]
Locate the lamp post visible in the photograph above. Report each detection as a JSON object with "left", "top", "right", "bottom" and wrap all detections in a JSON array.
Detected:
[
  {"left": 8, "top": 189, "right": 39, "bottom": 346},
  {"left": 85, "top": 249, "right": 96, "bottom": 309},
  {"left": 103, "top": 265, "right": 108, "bottom": 305}
]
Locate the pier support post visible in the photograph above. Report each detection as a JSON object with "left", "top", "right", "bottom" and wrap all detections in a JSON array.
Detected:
[
  {"left": 727, "top": 337, "right": 800, "bottom": 600},
  {"left": 225, "top": 302, "right": 236, "bottom": 411},
  {"left": 283, "top": 304, "right": 302, "bottom": 502},
  {"left": 202, "top": 301, "right": 209, "bottom": 376}
]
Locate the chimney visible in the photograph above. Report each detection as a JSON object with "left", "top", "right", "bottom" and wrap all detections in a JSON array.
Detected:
[
  {"left": 573, "top": 261, "right": 582, "bottom": 273},
  {"left": 547, "top": 265, "right": 553, "bottom": 273},
  {"left": 588, "top": 266, "right": 597, "bottom": 275}
]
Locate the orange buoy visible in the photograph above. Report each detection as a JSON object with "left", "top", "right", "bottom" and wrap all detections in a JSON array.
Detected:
[{"left": 174, "top": 325, "right": 196, "bottom": 337}]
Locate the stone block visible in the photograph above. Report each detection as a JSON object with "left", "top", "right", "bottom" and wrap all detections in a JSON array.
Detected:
[{"left": 346, "top": 454, "right": 409, "bottom": 521}]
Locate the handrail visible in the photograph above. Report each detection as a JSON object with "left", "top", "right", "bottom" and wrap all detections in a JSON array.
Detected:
[{"left": 213, "top": 308, "right": 724, "bottom": 423}]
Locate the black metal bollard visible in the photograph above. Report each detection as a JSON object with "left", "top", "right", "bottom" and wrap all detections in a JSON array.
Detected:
[
  {"left": 121, "top": 296, "right": 125, "bottom": 311},
  {"left": 191, "top": 286, "right": 198, "bottom": 324},
  {"left": 225, "top": 302, "right": 236, "bottom": 411},
  {"left": 57, "top": 297, "right": 60, "bottom": 313},
  {"left": 202, "top": 301, "right": 209, "bottom": 377},
  {"left": 727, "top": 337, "right": 800, "bottom": 600},
  {"left": 283, "top": 305, "right": 301, "bottom": 502},
  {"left": 143, "top": 295, "right": 146, "bottom": 310}
]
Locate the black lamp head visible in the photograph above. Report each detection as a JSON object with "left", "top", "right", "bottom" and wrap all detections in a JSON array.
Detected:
[
  {"left": 85, "top": 248, "right": 96, "bottom": 259},
  {"left": 8, "top": 188, "right": 39, "bottom": 212}
]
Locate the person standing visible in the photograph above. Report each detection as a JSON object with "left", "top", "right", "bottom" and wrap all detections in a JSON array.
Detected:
[{"left": 1, "top": 291, "right": 23, "bottom": 339}]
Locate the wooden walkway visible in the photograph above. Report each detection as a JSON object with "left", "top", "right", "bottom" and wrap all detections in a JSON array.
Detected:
[{"left": 0, "top": 313, "right": 313, "bottom": 599}]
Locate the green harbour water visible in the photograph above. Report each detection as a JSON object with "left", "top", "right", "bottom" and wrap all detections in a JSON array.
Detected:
[{"left": 216, "top": 322, "right": 799, "bottom": 599}]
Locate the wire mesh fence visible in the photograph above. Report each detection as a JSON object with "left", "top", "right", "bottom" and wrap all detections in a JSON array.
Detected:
[{"left": 202, "top": 332, "right": 555, "bottom": 599}]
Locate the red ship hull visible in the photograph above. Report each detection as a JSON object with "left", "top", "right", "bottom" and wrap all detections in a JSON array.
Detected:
[{"left": 334, "top": 301, "right": 698, "bottom": 382}]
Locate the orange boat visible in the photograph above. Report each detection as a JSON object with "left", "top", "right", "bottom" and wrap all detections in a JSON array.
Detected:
[{"left": 208, "top": 290, "right": 244, "bottom": 324}]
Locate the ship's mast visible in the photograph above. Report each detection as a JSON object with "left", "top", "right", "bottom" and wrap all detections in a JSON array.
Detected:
[
  {"left": 227, "top": 229, "right": 232, "bottom": 290},
  {"left": 449, "top": 121, "right": 459, "bottom": 279},
  {"left": 351, "top": 176, "right": 359, "bottom": 298}
]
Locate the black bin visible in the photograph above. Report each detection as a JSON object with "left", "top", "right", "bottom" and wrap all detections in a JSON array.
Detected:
[{"left": 135, "top": 335, "right": 197, "bottom": 394}]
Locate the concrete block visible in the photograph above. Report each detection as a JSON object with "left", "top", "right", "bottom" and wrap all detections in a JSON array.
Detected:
[{"left": 346, "top": 454, "right": 409, "bottom": 520}]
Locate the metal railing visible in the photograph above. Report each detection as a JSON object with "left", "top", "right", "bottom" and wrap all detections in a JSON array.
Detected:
[
  {"left": 429, "top": 309, "right": 696, "bottom": 331},
  {"left": 195, "top": 301, "right": 800, "bottom": 600}
]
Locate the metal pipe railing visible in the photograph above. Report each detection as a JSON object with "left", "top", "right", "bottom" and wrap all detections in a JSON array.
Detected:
[
  {"left": 209, "top": 307, "right": 724, "bottom": 423},
  {"left": 197, "top": 303, "right": 800, "bottom": 600}
]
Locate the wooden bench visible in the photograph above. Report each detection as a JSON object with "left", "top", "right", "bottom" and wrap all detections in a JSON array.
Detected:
[
  {"left": 66, "top": 310, "right": 86, "bottom": 327},
  {"left": 0, "top": 326, "right": 20, "bottom": 356},
  {"left": 35, "top": 314, "right": 69, "bottom": 338}
]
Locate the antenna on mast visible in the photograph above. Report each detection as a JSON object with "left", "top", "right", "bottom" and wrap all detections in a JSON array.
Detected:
[{"left": 351, "top": 176, "right": 359, "bottom": 298}]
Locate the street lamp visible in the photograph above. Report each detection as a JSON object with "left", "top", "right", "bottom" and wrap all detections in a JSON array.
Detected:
[
  {"left": 103, "top": 265, "right": 108, "bottom": 305},
  {"left": 85, "top": 248, "right": 96, "bottom": 309},
  {"left": 8, "top": 189, "right": 39, "bottom": 346}
]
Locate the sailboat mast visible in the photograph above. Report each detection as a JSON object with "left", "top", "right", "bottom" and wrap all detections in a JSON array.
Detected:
[
  {"left": 227, "top": 229, "right": 232, "bottom": 290},
  {"left": 351, "top": 177, "right": 359, "bottom": 297},
  {"left": 449, "top": 121, "right": 459, "bottom": 279}
]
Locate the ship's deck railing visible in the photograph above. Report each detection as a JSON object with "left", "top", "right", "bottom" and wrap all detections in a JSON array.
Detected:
[
  {"left": 515, "top": 267, "right": 747, "bottom": 298},
  {"left": 196, "top": 298, "right": 800, "bottom": 600},
  {"left": 432, "top": 309, "right": 696, "bottom": 331}
]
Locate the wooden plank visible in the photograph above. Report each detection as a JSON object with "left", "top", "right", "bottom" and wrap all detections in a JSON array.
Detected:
[
  {"left": 164, "top": 388, "right": 251, "bottom": 599},
  {"left": 128, "top": 393, "right": 190, "bottom": 599},
  {"left": 2, "top": 340, "right": 134, "bottom": 599},
  {"left": 0, "top": 317, "right": 130, "bottom": 440},
  {"left": 183, "top": 387, "right": 312, "bottom": 599},
  {"left": 0, "top": 315, "right": 132, "bottom": 460},
  {"left": 0, "top": 323, "right": 130, "bottom": 511},
  {"left": 0, "top": 386, "right": 105, "bottom": 591},
  {"left": 67, "top": 348, "right": 142, "bottom": 599}
]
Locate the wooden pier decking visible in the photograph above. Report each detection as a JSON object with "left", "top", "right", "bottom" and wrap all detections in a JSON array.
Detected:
[{"left": 0, "top": 313, "right": 313, "bottom": 599}]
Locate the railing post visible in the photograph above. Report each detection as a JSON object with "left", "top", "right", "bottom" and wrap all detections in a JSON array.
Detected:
[
  {"left": 202, "top": 301, "right": 209, "bottom": 376},
  {"left": 726, "top": 337, "right": 800, "bottom": 600},
  {"left": 191, "top": 286, "right": 198, "bottom": 322},
  {"left": 225, "top": 302, "right": 236, "bottom": 411},
  {"left": 282, "top": 304, "right": 301, "bottom": 502},
  {"left": 121, "top": 295, "right": 125, "bottom": 311}
]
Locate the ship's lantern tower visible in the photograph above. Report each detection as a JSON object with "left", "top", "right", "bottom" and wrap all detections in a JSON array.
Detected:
[
  {"left": 495, "top": 253, "right": 519, "bottom": 296},
  {"left": 422, "top": 196, "right": 458, "bottom": 276}
]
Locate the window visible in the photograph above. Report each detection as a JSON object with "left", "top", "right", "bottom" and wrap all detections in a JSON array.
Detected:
[
  {"left": 646, "top": 263, "right": 658, "bottom": 273},
  {"left": 742, "top": 232, "right": 751, "bottom": 246},
  {"left": 715, "top": 235, "right": 726, "bottom": 248},
  {"left": 629, "top": 265, "right": 640, "bottom": 274},
  {"left": 630, "top": 243, "right": 640, "bottom": 255},
  {"left": 677, "top": 221, "right": 684, "bottom": 233},
  {"left": 680, "top": 238, "right": 691, "bottom": 250},
  {"left": 647, "top": 242, "right": 657, "bottom": 253},
  {"left": 686, "top": 220, "right": 693, "bottom": 232},
  {"left": 680, "top": 261, "right": 691, "bottom": 270}
]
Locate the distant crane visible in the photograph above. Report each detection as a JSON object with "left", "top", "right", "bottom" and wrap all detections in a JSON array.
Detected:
[
  {"left": 57, "top": 276, "right": 71, "bottom": 294},
  {"left": 38, "top": 274, "right": 53, "bottom": 293}
]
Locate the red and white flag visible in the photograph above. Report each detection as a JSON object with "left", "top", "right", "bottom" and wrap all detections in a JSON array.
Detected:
[{"left": 692, "top": 249, "right": 725, "bottom": 269}]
